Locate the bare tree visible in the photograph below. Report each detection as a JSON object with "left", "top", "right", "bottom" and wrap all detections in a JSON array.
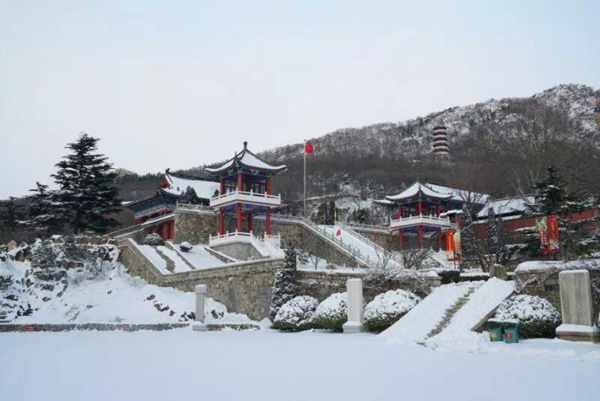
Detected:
[{"left": 398, "top": 247, "right": 433, "bottom": 270}]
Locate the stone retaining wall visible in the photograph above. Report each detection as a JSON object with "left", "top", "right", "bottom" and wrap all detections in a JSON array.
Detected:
[
  {"left": 515, "top": 266, "right": 600, "bottom": 319},
  {"left": 174, "top": 209, "right": 361, "bottom": 267}
]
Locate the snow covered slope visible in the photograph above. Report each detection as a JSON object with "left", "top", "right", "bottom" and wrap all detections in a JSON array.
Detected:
[
  {"left": 381, "top": 282, "right": 481, "bottom": 344},
  {"left": 0, "top": 258, "right": 251, "bottom": 325},
  {"left": 426, "top": 278, "right": 515, "bottom": 350}
]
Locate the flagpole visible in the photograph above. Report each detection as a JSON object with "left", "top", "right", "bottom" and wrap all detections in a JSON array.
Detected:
[{"left": 303, "top": 140, "right": 307, "bottom": 217}]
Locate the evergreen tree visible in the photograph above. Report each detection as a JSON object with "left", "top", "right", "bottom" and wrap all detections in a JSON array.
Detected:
[
  {"left": 51, "top": 133, "right": 122, "bottom": 234},
  {"left": 179, "top": 186, "right": 201, "bottom": 205},
  {"left": 459, "top": 204, "right": 481, "bottom": 266},
  {"left": 0, "top": 197, "right": 24, "bottom": 236},
  {"left": 21, "top": 182, "right": 64, "bottom": 237},
  {"left": 521, "top": 166, "right": 599, "bottom": 260},
  {"left": 485, "top": 206, "right": 514, "bottom": 266},
  {"left": 269, "top": 245, "right": 298, "bottom": 320}
]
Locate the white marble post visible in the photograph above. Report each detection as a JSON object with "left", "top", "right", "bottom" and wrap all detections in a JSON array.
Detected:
[
  {"left": 192, "top": 284, "right": 208, "bottom": 332},
  {"left": 556, "top": 270, "right": 600, "bottom": 343},
  {"left": 343, "top": 279, "right": 366, "bottom": 334}
]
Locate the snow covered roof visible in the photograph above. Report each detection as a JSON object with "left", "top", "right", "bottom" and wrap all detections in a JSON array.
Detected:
[
  {"left": 162, "top": 172, "right": 220, "bottom": 200},
  {"left": 205, "top": 142, "right": 287, "bottom": 175},
  {"left": 476, "top": 196, "right": 534, "bottom": 219},
  {"left": 385, "top": 181, "right": 488, "bottom": 203}
]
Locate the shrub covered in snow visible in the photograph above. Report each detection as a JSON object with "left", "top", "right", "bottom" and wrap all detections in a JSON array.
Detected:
[
  {"left": 494, "top": 295, "right": 561, "bottom": 338},
  {"left": 273, "top": 295, "right": 318, "bottom": 331},
  {"left": 363, "top": 289, "right": 421, "bottom": 332},
  {"left": 179, "top": 242, "right": 193, "bottom": 252},
  {"left": 144, "top": 233, "right": 164, "bottom": 246},
  {"left": 269, "top": 246, "right": 298, "bottom": 320},
  {"left": 312, "top": 292, "right": 347, "bottom": 331}
]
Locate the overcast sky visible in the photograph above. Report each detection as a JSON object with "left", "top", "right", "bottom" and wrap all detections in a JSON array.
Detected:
[{"left": 1, "top": 0, "right": 599, "bottom": 199}]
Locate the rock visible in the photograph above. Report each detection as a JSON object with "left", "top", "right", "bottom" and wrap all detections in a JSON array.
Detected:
[
  {"left": 41, "top": 284, "right": 55, "bottom": 291},
  {"left": 107, "top": 290, "right": 112, "bottom": 295},
  {"left": 6, "top": 240, "right": 17, "bottom": 251},
  {"left": 153, "top": 303, "right": 169, "bottom": 312},
  {"left": 169, "top": 310, "right": 175, "bottom": 316},
  {"left": 146, "top": 294, "right": 155, "bottom": 301},
  {"left": 42, "top": 297, "right": 51, "bottom": 302},
  {"left": 179, "top": 242, "right": 193, "bottom": 252},
  {"left": 489, "top": 264, "right": 508, "bottom": 280}
]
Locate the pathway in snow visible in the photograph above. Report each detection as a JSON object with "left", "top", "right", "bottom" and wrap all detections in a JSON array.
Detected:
[
  {"left": 426, "top": 278, "right": 516, "bottom": 350},
  {"left": 319, "top": 225, "right": 393, "bottom": 267},
  {"left": 381, "top": 282, "right": 481, "bottom": 344}
]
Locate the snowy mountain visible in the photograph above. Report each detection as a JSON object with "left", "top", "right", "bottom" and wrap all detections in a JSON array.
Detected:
[{"left": 260, "top": 84, "right": 600, "bottom": 163}]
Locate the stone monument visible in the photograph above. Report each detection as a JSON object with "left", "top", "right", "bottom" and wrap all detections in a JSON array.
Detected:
[
  {"left": 555, "top": 270, "right": 600, "bottom": 343},
  {"left": 192, "top": 284, "right": 208, "bottom": 332},
  {"left": 342, "top": 279, "right": 366, "bottom": 334}
]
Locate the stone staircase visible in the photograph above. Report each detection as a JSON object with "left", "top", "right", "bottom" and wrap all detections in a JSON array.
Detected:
[
  {"left": 155, "top": 248, "right": 176, "bottom": 273},
  {"left": 426, "top": 286, "right": 478, "bottom": 338}
]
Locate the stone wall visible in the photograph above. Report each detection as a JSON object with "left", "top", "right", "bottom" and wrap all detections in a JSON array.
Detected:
[
  {"left": 252, "top": 219, "right": 360, "bottom": 267},
  {"left": 515, "top": 265, "right": 600, "bottom": 320},
  {"left": 211, "top": 242, "right": 262, "bottom": 261},
  {"left": 173, "top": 209, "right": 362, "bottom": 267},
  {"left": 174, "top": 209, "right": 218, "bottom": 244}
]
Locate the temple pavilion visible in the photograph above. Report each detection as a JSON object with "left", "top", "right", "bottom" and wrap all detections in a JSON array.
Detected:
[
  {"left": 382, "top": 181, "right": 487, "bottom": 255},
  {"left": 205, "top": 142, "right": 287, "bottom": 243},
  {"left": 126, "top": 170, "right": 219, "bottom": 240}
]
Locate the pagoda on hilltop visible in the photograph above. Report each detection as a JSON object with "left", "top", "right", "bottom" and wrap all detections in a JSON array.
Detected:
[{"left": 205, "top": 142, "right": 287, "bottom": 243}]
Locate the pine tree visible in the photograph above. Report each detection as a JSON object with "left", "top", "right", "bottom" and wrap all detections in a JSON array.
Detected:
[
  {"left": 485, "top": 206, "right": 514, "bottom": 266},
  {"left": 460, "top": 204, "right": 481, "bottom": 266},
  {"left": 269, "top": 245, "right": 298, "bottom": 320},
  {"left": 0, "top": 197, "right": 24, "bottom": 236},
  {"left": 51, "top": 133, "right": 122, "bottom": 234},
  {"left": 31, "top": 240, "right": 59, "bottom": 269},
  {"left": 521, "top": 166, "right": 599, "bottom": 260},
  {"left": 21, "top": 182, "right": 64, "bottom": 237},
  {"left": 179, "top": 186, "right": 201, "bottom": 205}
]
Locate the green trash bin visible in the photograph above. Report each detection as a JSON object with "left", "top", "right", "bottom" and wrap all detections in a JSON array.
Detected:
[
  {"left": 488, "top": 319, "right": 503, "bottom": 342},
  {"left": 503, "top": 319, "right": 519, "bottom": 344}
]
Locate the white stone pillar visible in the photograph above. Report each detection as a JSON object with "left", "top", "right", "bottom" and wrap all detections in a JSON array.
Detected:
[
  {"left": 343, "top": 278, "right": 366, "bottom": 334},
  {"left": 192, "top": 284, "right": 208, "bottom": 332},
  {"left": 556, "top": 270, "right": 600, "bottom": 343}
]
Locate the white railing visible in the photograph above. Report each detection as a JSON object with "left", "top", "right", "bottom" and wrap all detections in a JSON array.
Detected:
[
  {"left": 208, "top": 230, "right": 283, "bottom": 258},
  {"left": 209, "top": 190, "right": 282, "bottom": 208},
  {"left": 389, "top": 214, "right": 455, "bottom": 229}
]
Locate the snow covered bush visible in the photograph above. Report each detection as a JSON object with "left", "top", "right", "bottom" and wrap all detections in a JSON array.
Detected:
[
  {"left": 144, "top": 233, "right": 164, "bottom": 246},
  {"left": 363, "top": 289, "right": 421, "bottom": 332},
  {"left": 30, "top": 240, "right": 59, "bottom": 269},
  {"left": 273, "top": 295, "right": 318, "bottom": 331},
  {"left": 312, "top": 292, "right": 347, "bottom": 331},
  {"left": 494, "top": 295, "right": 561, "bottom": 338},
  {"left": 179, "top": 242, "right": 193, "bottom": 252}
]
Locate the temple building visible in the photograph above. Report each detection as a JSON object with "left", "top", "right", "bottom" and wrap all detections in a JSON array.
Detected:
[
  {"left": 126, "top": 171, "right": 220, "bottom": 240},
  {"left": 205, "top": 142, "right": 287, "bottom": 245},
  {"left": 382, "top": 181, "right": 487, "bottom": 256}
]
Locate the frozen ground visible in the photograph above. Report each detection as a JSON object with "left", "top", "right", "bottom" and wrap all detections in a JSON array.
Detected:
[{"left": 0, "top": 328, "right": 598, "bottom": 401}]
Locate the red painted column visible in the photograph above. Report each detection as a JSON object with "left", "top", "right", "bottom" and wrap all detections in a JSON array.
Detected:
[
  {"left": 220, "top": 179, "right": 225, "bottom": 195},
  {"left": 396, "top": 205, "right": 403, "bottom": 219},
  {"left": 218, "top": 209, "right": 225, "bottom": 235},
  {"left": 399, "top": 229, "right": 404, "bottom": 249},
  {"left": 418, "top": 201, "right": 423, "bottom": 215},
  {"left": 247, "top": 214, "right": 252, "bottom": 233},
  {"left": 266, "top": 207, "right": 271, "bottom": 235},
  {"left": 266, "top": 177, "right": 271, "bottom": 195},
  {"left": 162, "top": 223, "right": 169, "bottom": 240},
  {"left": 236, "top": 203, "right": 242, "bottom": 232},
  {"left": 237, "top": 173, "right": 243, "bottom": 191},
  {"left": 418, "top": 225, "right": 424, "bottom": 248},
  {"left": 437, "top": 203, "right": 441, "bottom": 216}
]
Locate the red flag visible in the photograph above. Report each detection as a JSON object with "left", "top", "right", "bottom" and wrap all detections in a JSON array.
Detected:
[
  {"left": 305, "top": 140, "right": 314, "bottom": 154},
  {"left": 336, "top": 228, "right": 342, "bottom": 236}
]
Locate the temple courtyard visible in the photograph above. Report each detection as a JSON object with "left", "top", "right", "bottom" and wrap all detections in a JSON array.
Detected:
[{"left": 1, "top": 328, "right": 598, "bottom": 401}]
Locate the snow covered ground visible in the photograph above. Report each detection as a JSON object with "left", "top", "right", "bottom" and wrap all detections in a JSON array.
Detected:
[
  {"left": 0, "top": 258, "right": 251, "bottom": 324},
  {"left": 0, "top": 328, "right": 598, "bottom": 401}
]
